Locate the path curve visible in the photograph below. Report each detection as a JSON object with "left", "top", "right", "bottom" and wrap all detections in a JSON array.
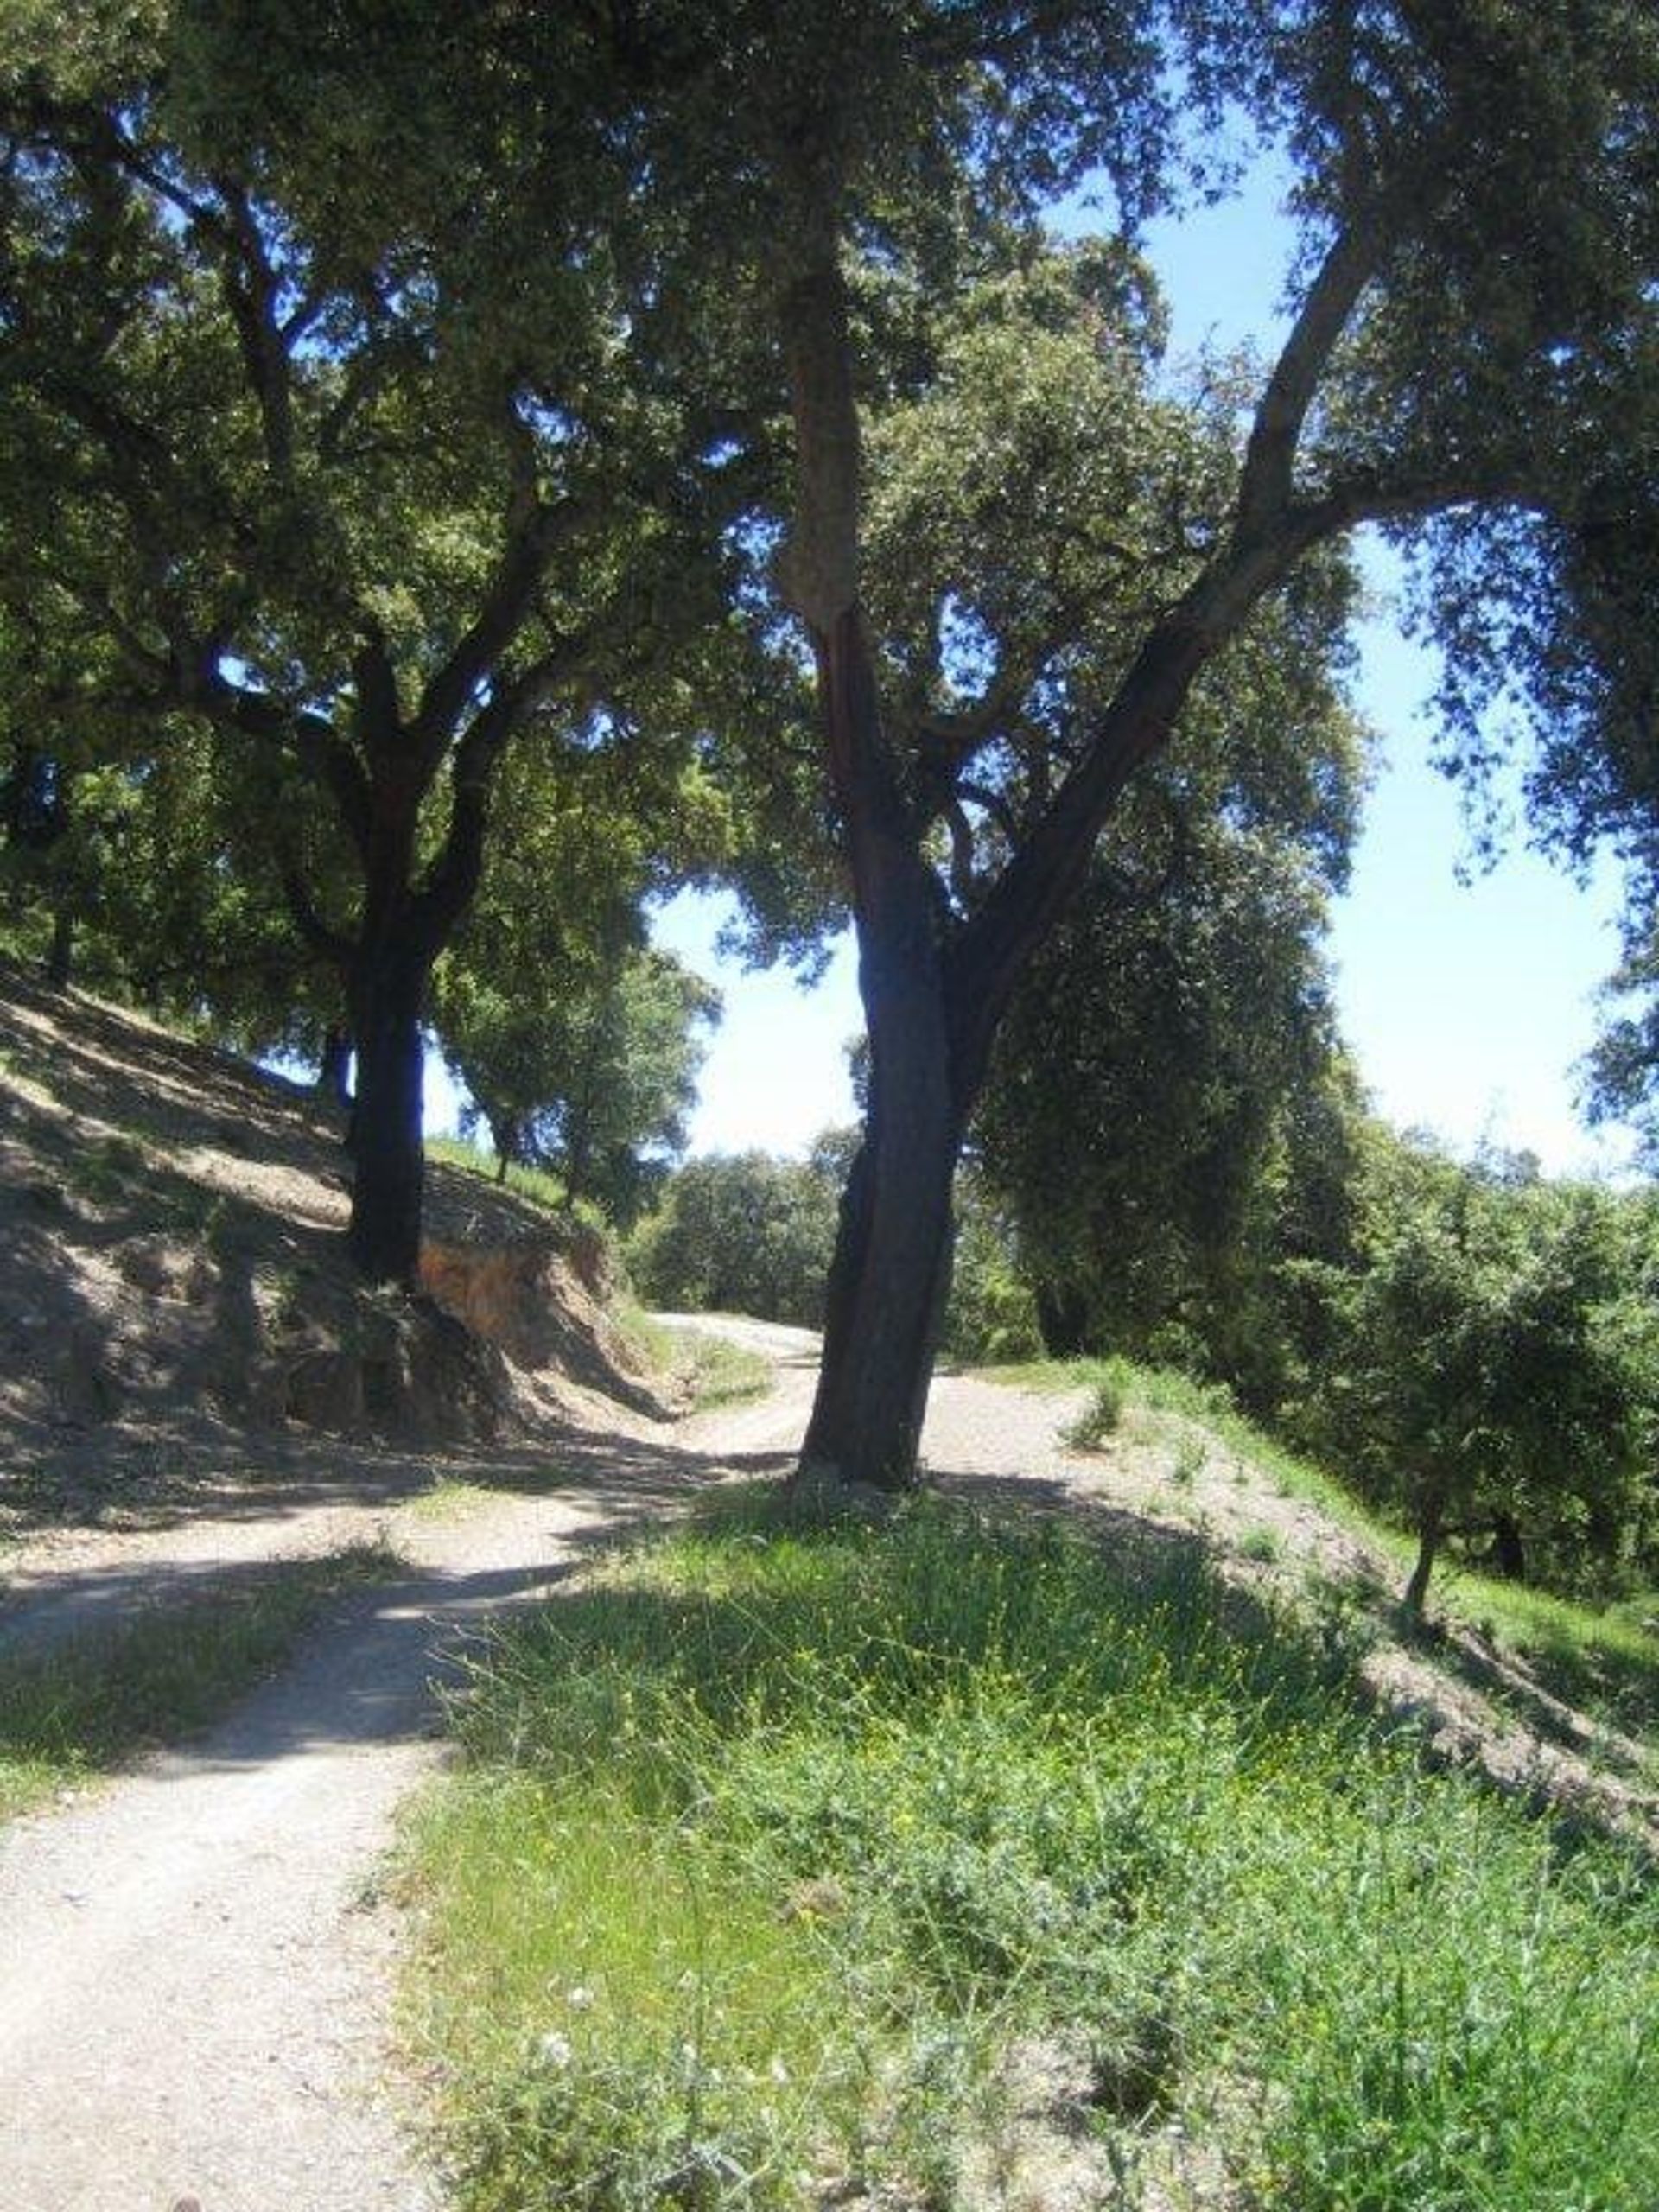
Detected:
[
  {"left": 0, "top": 1408, "right": 781, "bottom": 2208},
  {"left": 0, "top": 1322, "right": 1090, "bottom": 2211}
]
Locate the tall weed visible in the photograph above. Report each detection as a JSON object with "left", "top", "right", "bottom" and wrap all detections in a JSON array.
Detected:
[{"left": 409, "top": 1494, "right": 1659, "bottom": 2211}]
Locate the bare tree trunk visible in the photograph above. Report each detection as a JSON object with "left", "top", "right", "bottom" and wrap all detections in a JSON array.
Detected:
[
  {"left": 1491, "top": 1510, "right": 1527, "bottom": 1582},
  {"left": 346, "top": 944, "right": 428, "bottom": 1284},
  {"left": 44, "top": 908, "right": 73, "bottom": 991},
  {"left": 1402, "top": 1476, "right": 1449, "bottom": 1621},
  {"left": 802, "top": 1011, "right": 964, "bottom": 1486}
]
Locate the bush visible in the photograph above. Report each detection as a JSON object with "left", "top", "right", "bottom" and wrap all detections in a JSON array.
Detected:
[
  {"left": 625, "top": 1150, "right": 839, "bottom": 1326},
  {"left": 940, "top": 1179, "right": 1044, "bottom": 1364}
]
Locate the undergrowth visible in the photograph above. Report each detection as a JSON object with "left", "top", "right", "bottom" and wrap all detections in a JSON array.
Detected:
[
  {"left": 620, "top": 1313, "right": 772, "bottom": 1412},
  {"left": 0, "top": 1540, "right": 402, "bottom": 1821},
  {"left": 1006, "top": 1353, "right": 1659, "bottom": 1734},
  {"left": 404, "top": 1492, "right": 1657, "bottom": 2211}
]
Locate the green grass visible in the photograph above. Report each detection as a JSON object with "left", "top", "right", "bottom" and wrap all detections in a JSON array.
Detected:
[
  {"left": 1437, "top": 1574, "right": 1659, "bottom": 1745},
  {"left": 1058, "top": 1356, "right": 1132, "bottom": 1449},
  {"left": 992, "top": 1354, "right": 1659, "bottom": 1733},
  {"left": 406, "top": 1478, "right": 490, "bottom": 1523},
  {"left": 427, "top": 1135, "right": 575, "bottom": 1217},
  {"left": 673, "top": 1333, "right": 772, "bottom": 1412},
  {"left": 404, "top": 1493, "right": 1659, "bottom": 2211},
  {"left": 620, "top": 1313, "right": 772, "bottom": 1412},
  {"left": 0, "top": 1541, "right": 403, "bottom": 1821},
  {"left": 1001, "top": 1352, "right": 1372, "bottom": 1527}
]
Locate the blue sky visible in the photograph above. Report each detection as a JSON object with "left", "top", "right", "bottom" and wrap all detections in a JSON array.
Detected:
[{"left": 639, "top": 160, "right": 1639, "bottom": 1178}]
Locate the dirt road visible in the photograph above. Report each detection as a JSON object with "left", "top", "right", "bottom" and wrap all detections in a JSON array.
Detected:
[
  {"left": 0, "top": 1324, "right": 830, "bottom": 2211},
  {"left": 0, "top": 1319, "right": 1094, "bottom": 2212}
]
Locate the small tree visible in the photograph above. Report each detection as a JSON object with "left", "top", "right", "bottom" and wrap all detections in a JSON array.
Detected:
[
  {"left": 445, "top": 945, "right": 719, "bottom": 1227},
  {"left": 627, "top": 1150, "right": 842, "bottom": 1328},
  {"left": 1307, "top": 1137, "right": 1659, "bottom": 1616}
]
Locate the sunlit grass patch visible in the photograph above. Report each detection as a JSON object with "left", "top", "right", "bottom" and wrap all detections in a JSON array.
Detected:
[
  {"left": 1440, "top": 1573, "right": 1659, "bottom": 1745},
  {"left": 406, "top": 1478, "right": 490, "bottom": 1523},
  {"left": 620, "top": 1316, "right": 772, "bottom": 1413},
  {"left": 407, "top": 1494, "right": 1659, "bottom": 2209},
  {"left": 426, "top": 1135, "right": 577, "bottom": 1219},
  {"left": 404, "top": 1776, "right": 871, "bottom": 2212},
  {"left": 990, "top": 1353, "right": 1659, "bottom": 1735},
  {"left": 0, "top": 1539, "right": 404, "bottom": 1821}
]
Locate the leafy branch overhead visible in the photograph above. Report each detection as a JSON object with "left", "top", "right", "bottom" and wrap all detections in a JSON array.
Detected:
[{"left": 3, "top": 1, "right": 1659, "bottom": 1492}]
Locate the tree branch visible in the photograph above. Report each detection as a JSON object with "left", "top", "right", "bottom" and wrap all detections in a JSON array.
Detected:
[
  {"left": 1236, "top": 222, "right": 1378, "bottom": 537},
  {"left": 276, "top": 849, "right": 355, "bottom": 966},
  {"left": 409, "top": 481, "right": 593, "bottom": 759},
  {"left": 213, "top": 177, "right": 297, "bottom": 477}
]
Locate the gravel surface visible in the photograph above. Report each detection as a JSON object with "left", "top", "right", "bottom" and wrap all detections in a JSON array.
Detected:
[
  {"left": 3, "top": 1313, "right": 1646, "bottom": 2211},
  {"left": 0, "top": 1382, "right": 812, "bottom": 2212},
  {"left": 0, "top": 1315, "right": 1090, "bottom": 2212}
]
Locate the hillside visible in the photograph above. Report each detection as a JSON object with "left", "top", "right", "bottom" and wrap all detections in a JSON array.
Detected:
[
  {"left": 0, "top": 961, "right": 663, "bottom": 1544},
  {"left": 0, "top": 981, "right": 1655, "bottom": 2209}
]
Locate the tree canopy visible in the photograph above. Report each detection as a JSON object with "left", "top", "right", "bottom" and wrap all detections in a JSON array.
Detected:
[
  {"left": 0, "top": 0, "right": 757, "bottom": 1274},
  {"left": 4, "top": 0, "right": 1659, "bottom": 1502}
]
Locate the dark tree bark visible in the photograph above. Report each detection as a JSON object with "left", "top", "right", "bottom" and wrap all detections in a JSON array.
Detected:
[
  {"left": 1402, "top": 1476, "right": 1449, "bottom": 1621},
  {"left": 44, "top": 907, "right": 74, "bottom": 991},
  {"left": 799, "top": 623, "right": 970, "bottom": 1477},
  {"left": 1491, "top": 1510, "right": 1528, "bottom": 1582},
  {"left": 1036, "top": 1281, "right": 1092, "bottom": 1358},
  {"left": 346, "top": 936, "right": 429, "bottom": 1281}
]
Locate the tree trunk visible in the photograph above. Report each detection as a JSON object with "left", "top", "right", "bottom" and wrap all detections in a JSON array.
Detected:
[
  {"left": 346, "top": 945, "right": 428, "bottom": 1284},
  {"left": 44, "top": 907, "right": 73, "bottom": 991},
  {"left": 1491, "top": 1510, "right": 1527, "bottom": 1582},
  {"left": 1402, "top": 1478, "right": 1448, "bottom": 1621},
  {"left": 802, "top": 996, "right": 965, "bottom": 1487},
  {"left": 1036, "top": 1280, "right": 1091, "bottom": 1357},
  {"left": 791, "top": 563, "right": 971, "bottom": 1488},
  {"left": 486, "top": 1109, "right": 519, "bottom": 1181}
]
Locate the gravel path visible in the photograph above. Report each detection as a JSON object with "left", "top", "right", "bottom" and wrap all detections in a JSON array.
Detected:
[
  {"left": 5, "top": 1317, "right": 1649, "bottom": 2209},
  {"left": 0, "top": 1319, "right": 1090, "bottom": 2212},
  {"left": 0, "top": 1370, "right": 806, "bottom": 2211},
  {"left": 0, "top": 1482, "right": 646, "bottom": 2212}
]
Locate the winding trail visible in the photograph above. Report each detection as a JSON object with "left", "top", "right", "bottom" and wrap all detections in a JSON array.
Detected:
[
  {"left": 5, "top": 1317, "right": 1649, "bottom": 2209},
  {"left": 0, "top": 1319, "right": 1092, "bottom": 2212},
  {"left": 0, "top": 1323, "right": 836, "bottom": 2210}
]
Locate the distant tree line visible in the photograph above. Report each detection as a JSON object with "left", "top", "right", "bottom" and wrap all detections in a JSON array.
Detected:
[{"left": 632, "top": 1108, "right": 1659, "bottom": 1612}]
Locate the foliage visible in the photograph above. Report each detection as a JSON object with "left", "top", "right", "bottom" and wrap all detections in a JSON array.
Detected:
[
  {"left": 432, "top": 738, "right": 730, "bottom": 1217},
  {"left": 0, "top": 6, "right": 755, "bottom": 1273},
  {"left": 442, "top": 941, "right": 719, "bottom": 1230},
  {"left": 1291, "top": 1132, "right": 1659, "bottom": 1611},
  {"left": 1, "top": 723, "right": 351, "bottom": 1059},
  {"left": 936, "top": 1170, "right": 1045, "bottom": 1365},
  {"left": 407, "top": 1494, "right": 1659, "bottom": 2211},
  {"left": 628, "top": 1141, "right": 1044, "bottom": 1359},
  {"left": 973, "top": 717, "right": 1363, "bottom": 1377},
  {"left": 626, "top": 1148, "right": 840, "bottom": 1329}
]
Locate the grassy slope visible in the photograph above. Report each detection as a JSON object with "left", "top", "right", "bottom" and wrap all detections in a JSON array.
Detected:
[
  {"left": 403, "top": 1486, "right": 1658, "bottom": 2212},
  {"left": 1018, "top": 1354, "right": 1659, "bottom": 1747}
]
